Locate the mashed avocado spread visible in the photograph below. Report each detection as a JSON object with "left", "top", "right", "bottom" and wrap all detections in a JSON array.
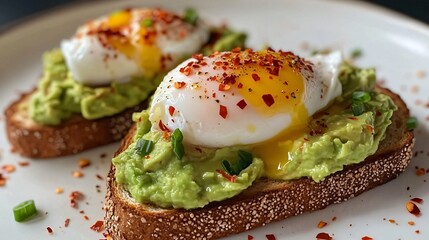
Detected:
[
  {"left": 113, "top": 63, "right": 397, "bottom": 209},
  {"left": 29, "top": 29, "right": 246, "bottom": 125},
  {"left": 29, "top": 49, "right": 161, "bottom": 125}
]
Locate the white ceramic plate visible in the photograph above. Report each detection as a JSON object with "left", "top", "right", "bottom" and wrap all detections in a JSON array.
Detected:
[{"left": 1, "top": 0, "right": 428, "bottom": 239}]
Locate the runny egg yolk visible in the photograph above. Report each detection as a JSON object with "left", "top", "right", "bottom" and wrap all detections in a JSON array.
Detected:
[
  {"left": 229, "top": 51, "right": 309, "bottom": 179},
  {"left": 104, "top": 10, "right": 162, "bottom": 77}
]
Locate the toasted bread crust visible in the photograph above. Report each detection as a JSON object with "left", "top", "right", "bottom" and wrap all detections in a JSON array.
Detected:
[
  {"left": 4, "top": 90, "right": 149, "bottom": 158},
  {"left": 105, "top": 86, "right": 414, "bottom": 240}
]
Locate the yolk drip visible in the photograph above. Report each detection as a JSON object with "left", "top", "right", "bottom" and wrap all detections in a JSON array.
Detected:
[
  {"left": 233, "top": 52, "right": 310, "bottom": 178},
  {"left": 105, "top": 10, "right": 163, "bottom": 77}
]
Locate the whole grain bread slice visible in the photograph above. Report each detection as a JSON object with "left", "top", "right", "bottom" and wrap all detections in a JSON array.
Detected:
[
  {"left": 4, "top": 90, "right": 149, "bottom": 158},
  {"left": 104, "top": 86, "right": 414, "bottom": 240}
]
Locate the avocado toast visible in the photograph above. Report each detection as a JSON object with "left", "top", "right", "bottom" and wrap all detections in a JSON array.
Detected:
[{"left": 104, "top": 50, "right": 414, "bottom": 239}]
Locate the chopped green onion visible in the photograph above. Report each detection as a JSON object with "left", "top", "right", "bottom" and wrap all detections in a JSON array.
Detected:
[
  {"left": 135, "top": 139, "right": 154, "bottom": 156},
  {"left": 13, "top": 200, "right": 37, "bottom": 222},
  {"left": 222, "top": 160, "right": 235, "bottom": 175},
  {"left": 238, "top": 150, "right": 252, "bottom": 168},
  {"left": 221, "top": 150, "right": 253, "bottom": 176},
  {"left": 352, "top": 91, "right": 371, "bottom": 103},
  {"left": 140, "top": 19, "right": 153, "bottom": 27},
  {"left": 406, "top": 117, "right": 418, "bottom": 130},
  {"left": 183, "top": 8, "right": 198, "bottom": 25},
  {"left": 351, "top": 102, "right": 365, "bottom": 116},
  {"left": 172, "top": 129, "right": 185, "bottom": 160},
  {"left": 350, "top": 48, "right": 363, "bottom": 59}
]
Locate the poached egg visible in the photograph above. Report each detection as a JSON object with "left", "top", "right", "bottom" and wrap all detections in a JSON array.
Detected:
[
  {"left": 149, "top": 49, "right": 343, "bottom": 177},
  {"left": 61, "top": 8, "right": 210, "bottom": 86}
]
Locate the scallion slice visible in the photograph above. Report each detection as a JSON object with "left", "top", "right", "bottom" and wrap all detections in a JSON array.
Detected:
[
  {"left": 350, "top": 48, "right": 363, "bottom": 59},
  {"left": 140, "top": 19, "right": 153, "bottom": 27},
  {"left": 221, "top": 150, "right": 253, "bottom": 176},
  {"left": 13, "top": 200, "right": 37, "bottom": 222},
  {"left": 406, "top": 117, "right": 418, "bottom": 130},
  {"left": 172, "top": 129, "right": 185, "bottom": 160},
  {"left": 222, "top": 160, "right": 235, "bottom": 175},
  {"left": 135, "top": 139, "right": 154, "bottom": 156},
  {"left": 351, "top": 102, "right": 365, "bottom": 116},
  {"left": 183, "top": 8, "right": 198, "bottom": 25},
  {"left": 352, "top": 91, "right": 371, "bottom": 103},
  {"left": 238, "top": 150, "right": 252, "bottom": 170}
]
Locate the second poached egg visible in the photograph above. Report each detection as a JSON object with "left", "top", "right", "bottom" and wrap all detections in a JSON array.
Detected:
[{"left": 61, "top": 8, "right": 210, "bottom": 86}]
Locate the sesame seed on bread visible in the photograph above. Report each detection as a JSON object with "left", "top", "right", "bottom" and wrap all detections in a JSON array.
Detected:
[
  {"left": 104, "top": 86, "right": 414, "bottom": 240},
  {"left": 4, "top": 90, "right": 149, "bottom": 158}
]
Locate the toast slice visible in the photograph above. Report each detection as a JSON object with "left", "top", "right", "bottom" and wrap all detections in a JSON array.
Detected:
[
  {"left": 104, "top": 86, "right": 414, "bottom": 240},
  {"left": 4, "top": 90, "right": 150, "bottom": 158}
]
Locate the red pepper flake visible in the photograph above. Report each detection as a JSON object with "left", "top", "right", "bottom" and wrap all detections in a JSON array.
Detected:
[
  {"left": 316, "top": 232, "right": 332, "bottom": 240},
  {"left": 237, "top": 83, "right": 243, "bottom": 89},
  {"left": 411, "top": 197, "right": 423, "bottom": 204},
  {"left": 415, "top": 230, "right": 420, "bottom": 234},
  {"left": 219, "top": 105, "right": 228, "bottom": 119},
  {"left": 366, "top": 125, "right": 374, "bottom": 134},
  {"left": 72, "top": 171, "right": 83, "bottom": 178},
  {"left": 317, "top": 221, "right": 327, "bottom": 228},
  {"left": 331, "top": 217, "right": 337, "bottom": 221},
  {"left": 2, "top": 164, "right": 15, "bottom": 173},
  {"left": 84, "top": 215, "right": 89, "bottom": 220},
  {"left": 266, "top": 234, "right": 276, "bottom": 240},
  {"left": 361, "top": 236, "right": 373, "bottom": 240},
  {"left": 216, "top": 169, "right": 237, "bottom": 183},
  {"left": 262, "top": 94, "right": 275, "bottom": 107},
  {"left": 408, "top": 221, "right": 415, "bottom": 226},
  {"left": 218, "top": 83, "right": 231, "bottom": 91},
  {"left": 163, "top": 131, "right": 171, "bottom": 139},
  {"left": 236, "top": 99, "right": 247, "bottom": 109},
  {"left": 192, "top": 53, "right": 203, "bottom": 61},
  {"left": 415, "top": 168, "right": 426, "bottom": 176},
  {"left": 179, "top": 66, "right": 192, "bottom": 76},
  {"left": 47, "top": 227, "right": 53, "bottom": 234},
  {"left": 348, "top": 117, "right": 358, "bottom": 120},
  {"left": 388, "top": 219, "right": 396, "bottom": 224},
  {"left": 158, "top": 120, "right": 170, "bottom": 132},
  {"left": 168, "top": 106, "right": 175, "bottom": 116},
  {"left": 252, "top": 73, "right": 260, "bottom": 81},
  {"left": 232, "top": 47, "right": 241, "bottom": 53},
  {"left": 96, "top": 174, "right": 103, "bottom": 180},
  {"left": 0, "top": 173, "right": 5, "bottom": 187},
  {"left": 248, "top": 235, "right": 254, "bottom": 240},
  {"left": 406, "top": 201, "right": 421, "bottom": 216},
  {"left": 78, "top": 158, "right": 91, "bottom": 168},
  {"left": 18, "top": 161, "right": 29, "bottom": 167},
  {"left": 90, "top": 220, "right": 104, "bottom": 232},
  {"left": 174, "top": 81, "right": 186, "bottom": 89},
  {"left": 69, "top": 191, "right": 83, "bottom": 208},
  {"left": 65, "top": 218, "right": 70, "bottom": 228}
]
